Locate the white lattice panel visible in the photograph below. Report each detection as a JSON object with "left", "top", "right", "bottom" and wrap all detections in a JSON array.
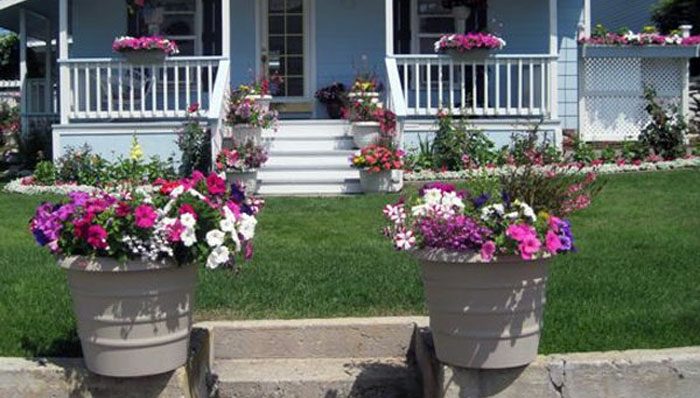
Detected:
[
  {"left": 580, "top": 55, "right": 689, "bottom": 142},
  {"left": 642, "top": 59, "right": 683, "bottom": 97},
  {"left": 583, "top": 58, "right": 641, "bottom": 93}
]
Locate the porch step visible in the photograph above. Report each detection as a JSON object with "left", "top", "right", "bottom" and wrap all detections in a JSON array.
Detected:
[
  {"left": 215, "top": 357, "right": 419, "bottom": 398},
  {"left": 232, "top": 120, "right": 360, "bottom": 196}
]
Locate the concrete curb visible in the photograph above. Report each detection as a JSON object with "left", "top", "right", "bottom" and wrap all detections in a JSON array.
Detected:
[{"left": 0, "top": 318, "right": 699, "bottom": 397}]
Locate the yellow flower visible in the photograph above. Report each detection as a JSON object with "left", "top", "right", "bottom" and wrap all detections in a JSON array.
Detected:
[{"left": 130, "top": 135, "right": 144, "bottom": 161}]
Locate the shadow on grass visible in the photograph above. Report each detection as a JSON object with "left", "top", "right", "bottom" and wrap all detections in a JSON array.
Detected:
[{"left": 20, "top": 329, "right": 82, "bottom": 358}]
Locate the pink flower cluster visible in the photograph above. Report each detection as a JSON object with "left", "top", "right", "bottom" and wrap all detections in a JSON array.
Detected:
[
  {"left": 580, "top": 31, "right": 700, "bottom": 47},
  {"left": 434, "top": 33, "right": 506, "bottom": 53},
  {"left": 112, "top": 36, "right": 179, "bottom": 55}
]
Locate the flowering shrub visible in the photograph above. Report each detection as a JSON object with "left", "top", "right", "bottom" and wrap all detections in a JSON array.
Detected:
[
  {"left": 0, "top": 101, "right": 19, "bottom": 149},
  {"left": 225, "top": 90, "right": 278, "bottom": 129},
  {"left": 177, "top": 103, "right": 210, "bottom": 176},
  {"left": 638, "top": 87, "right": 688, "bottom": 160},
  {"left": 112, "top": 36, "right": 179, "bottom": 55},
  {"left": 350, "top": 145, "right": 405, "bottom": 173},
  {"left": 434, "top": 33, "right": 506, "bottom": 53},
  {"left": 382, "top": 182, "right": 576, "bottom": 262},
  {"left": 215, "top": 140, "right": 268, "bottom": 172},
  {"left": 579, "top": 25, "right": 700, "bottom": 46},
  {"left": 315, "top": 82, "right": 347, "bottom": 104},
  {"left": 30, "top": 171, "right": 263, "bottom": 269},
  {"left": 235, "top": 74, "right": 283, "bottom": 97}
]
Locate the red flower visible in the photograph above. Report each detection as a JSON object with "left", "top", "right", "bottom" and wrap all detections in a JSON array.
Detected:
[
  {"left": 179, "top": 204, "right": 198, "bottom": 219},
  {"left": 86, "top": 225, "right": 109, "bottom": 250},
  {"left": 188, "top": 103, "right": 200, "bottom": 113},
  {"left": 134, "top": 205, "right": 157, "bottom": 229},
  {"left": 159, "top": 181, "right": 181, "bottom": 195},
  {"left": 115, "top": 202, "right": 131, "bottom": 218},
  {"left": 206, "top": 173, "right": 227, "bottom": 196}
]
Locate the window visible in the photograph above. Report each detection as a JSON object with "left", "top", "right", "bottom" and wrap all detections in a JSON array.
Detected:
[
  {"left": 411, "top": 0, "right": 485, "bottom": 54},
  {"left": 129, "top": 0, "right": 200, "bottom": 56},
  {"left": 266, "top": 0, "right": 305, "bottom": 97}
]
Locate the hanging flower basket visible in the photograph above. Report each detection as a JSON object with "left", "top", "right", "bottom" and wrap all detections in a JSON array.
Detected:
[
  {"left": 113, "top": 36, "right": 179, "bottom": 65},
  {"left": 434, "top": 33, "right": 506, "bottom": 57},
  {"left": 120, "top": 49, "right": 167, "bottom": 65}
]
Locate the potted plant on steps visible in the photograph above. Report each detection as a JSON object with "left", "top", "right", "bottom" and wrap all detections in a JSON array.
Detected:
[
  {"left": 381, "top": 171, "right": 602, "bottom": 369},
  {"left": 225, "top": 86, "right": 279, "bottom": 144},
  {"left": 315, "top": 82, "right": 347, "bottom": 119},
  {"left": 112, "top": 36, "right": 179, "bottom": 64},
  {"left": 29, "top": 172, "right": 263, "bottom": 377},
  {"left": 345, "top": 100, "right": 398, "bottom": 149},
  {"left": 235, "top": 75, "right": 282, "bottom": 112},
  {"left": 350, "top": 144, "right": 405, "bottom": 193},
  {"left": 215, "top": 139, "right": 269, "bottom": 195},
  {"left": 347, "top": 73, "right": 383, "bottom": 104}
]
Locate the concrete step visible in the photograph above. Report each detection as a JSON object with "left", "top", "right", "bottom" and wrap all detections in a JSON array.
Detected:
[
  {"left": 258, "top": 169, "right": 359, "bottom": 182},
  {"left": 264, "top": 137, "right": 355, "bottom": 151},
  {"left": 272, "top": 120, "right": 351, "bottom": 137},
  {"left": 215, "top": 357, "right": 420, "bottom": 398},
  {"left": 257, "top": 182, "right": 363, "bottom": 196},
  {"left": 264, "top": 155, "right": 352, "bottom": 169}
]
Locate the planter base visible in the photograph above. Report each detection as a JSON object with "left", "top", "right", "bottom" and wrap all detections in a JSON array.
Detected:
[
  {"left": 352, "top": 122, "right": 381, "bottom": 148},
  {"left": 62, "top": 257, "right": 196, "bottom": 377},
  {"left": 359, "top": 170, "right": 403, "bottom": 193},
  {"left": 226, "top": 170, "right": 258, "bottom": 195}
]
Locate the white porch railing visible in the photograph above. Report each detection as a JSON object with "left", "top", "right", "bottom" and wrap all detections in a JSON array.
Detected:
[
  {"left": 388, "top": 54, "right": 557, "bottom": 118},
  {"left": 59, "top": 56, "right": 225, "bottom": 120}
]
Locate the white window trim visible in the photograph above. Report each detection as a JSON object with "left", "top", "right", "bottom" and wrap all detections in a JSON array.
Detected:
[{"left": 257, "top": 0, "right": 316, "bottom": 102}]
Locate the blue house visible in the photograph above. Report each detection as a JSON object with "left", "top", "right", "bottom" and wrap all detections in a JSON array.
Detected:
[{"left": 0, "top": 0, "right": 591, "bottom": 193}]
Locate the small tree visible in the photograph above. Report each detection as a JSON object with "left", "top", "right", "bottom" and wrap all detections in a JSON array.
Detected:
[{"left": 638, "top": 87, "right": 688, "bottom": 160}]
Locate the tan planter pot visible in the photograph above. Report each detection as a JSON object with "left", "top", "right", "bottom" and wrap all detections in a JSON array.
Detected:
[
  {"left": 359, "top": 169, "right": 403, "bottom": 193},
  {"left": 120, "top": 49, "right": 167, "bottom": 65},
  {"left": 415, "top": 249, "right": 550, "bottom": 369},
  {"left": 245, "top": 94, "right": 273, "bottom": 112},
  {"left": 226, "top": 170, "right": 259, "bottom": 195},
  {"left": 351, "top": 121, "right": 381, "bottom": 148},
  {"left": 226, "top": 124, "right": 262, "bottom": 144},
  {"left": 61, "top": 256, "right": 196, "bottom": 377}
]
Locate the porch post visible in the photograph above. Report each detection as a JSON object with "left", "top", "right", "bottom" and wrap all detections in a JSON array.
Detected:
[
  {"left": 385, "top": 0, "right": 394, "bottom": 56},
  {"left": 59, "top": 0, "right": 70, "bottom": 124},
  {"left": 19, "top": 8, "right": 27, "bottom": 136},
  {"left": 221, "top": 0, "right": 230, "bottom": 58},
  {"left": 549, "top": 0, "right": 559, "bottom": 121}
]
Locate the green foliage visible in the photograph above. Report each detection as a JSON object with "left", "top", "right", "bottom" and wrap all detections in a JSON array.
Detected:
[
  {"left": 0, "top": 101, "right": 19, "bottom": 149},
  {"left": 652, "top": 0, "right": 700, "bottom": 34},
  {"left": 33, "top": 161, "right": 56, "bottom": 185},
  {"left": 571, "top": 137, "right": 595, "bottom": 164},
  {"left": 638, "top": 87, "right": 687, "bottom": 159},
  {"left": 17, "top": 119, "right": 53, "bottom": 167},
  {"left": 600, "top": 147, "right": 617, "bottom": 163},
  {"left": 0, "top": 33, "right": 42, "bottom": 79},
  {"left": 621, "top": 140, "right": 645, "bottom": 161},
  {"left": 432, "top": 113, "right": 495, "bottom": 170},
  {"left": 176, "top": 111, "right": 211, "bottom": 176},
  {"left": 405, "top": 134, "right": 435, "bottom": 171},
  {"left": 508, "top": 121, "right": 562, "bottom": 166}
]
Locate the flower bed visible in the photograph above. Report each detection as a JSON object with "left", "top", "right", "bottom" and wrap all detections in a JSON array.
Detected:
[
  {"left": 434, "top": 33, "right": 506, "bottom": 53},
  {"left": 579, "top": 25, "right": 700, "bottom": 46},
  {"left": 404, "top": 156, "right": 700, "bottom": 182}
]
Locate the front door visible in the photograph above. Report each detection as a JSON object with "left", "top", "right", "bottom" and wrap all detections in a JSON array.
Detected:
[{"left": 261, "top": 0, "right": 312, "bottom": 107}]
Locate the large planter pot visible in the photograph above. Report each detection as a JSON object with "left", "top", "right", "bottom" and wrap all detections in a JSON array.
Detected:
[
  {"left": 348, "top": 91, "right": 380, "bottom": 104},
  {"left": 226, "top": 170, "right": 258, "bottom": 195},
  {"left": 415, "top": 249, "right": 550, "bottom": 369},
  {"left": 60, "top": 256, "right": 196, "bottom": 377},
  {"left": 352, "top": 121, "right": 381, "bottom": 148},
  {"left": 120, "top": 49, "right": 167, "bottom": 65},
  {"left": 245, "top": 95, "right": 273, "bottom": 111},
  {"left": 226, "top": 124, "right": 263, "bottom": 144},
  {"left": 359, "top": 169, "right": 403, "bottom": 193}
]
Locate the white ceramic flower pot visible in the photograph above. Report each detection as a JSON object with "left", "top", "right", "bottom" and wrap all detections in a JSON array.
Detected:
[
  {"left": 352, "top": 121, "right": 382, "bottom": 148},
  {"left": 121, "top": 49, "right": 167, "bottom": 65},
  {"left": 348, "top": 92, "right": 380, "bottom": 104},
  {"left": 359, "top": 169, "right": 403, "bottom": 193},
  {"left": 226, "top": 124, "right": 262, "bottom": 144},
  {"left": 226, "top": 170, "right": 259, "bottom": 195},
  {"left": 415, "top": 249, "right": 550, "bottom": 369},
  {"left": 61, "top": 256, "right": 196, "bottom": 377},
  {"left": 245, "top": 95, "right": 273, "bottom": 112}
]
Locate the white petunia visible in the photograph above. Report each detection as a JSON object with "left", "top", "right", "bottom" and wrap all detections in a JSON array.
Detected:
[
  {"left": 441, "top": 191, "right": 465, "bottom": 210},
  {"left": 206, "top": 229, "right": 226, "bottom": 248},
  {"left": 238, "top": 213, "right": 257, "bottom": 241},
  {"left": 422, "top": 189, "right": 443, "bottom": 206},
  {"left": 170, "top": 186, "right": 185, "bottom": 198},
  {"left": 220, "top": 217, "right": 237, "bottom": 233},
  {"left": 181, "top": 228, "right": 197, "bottom": 247},
  {"left": 180, "top": 213, "right": 197, "bottom": 229},
  {"left": 206, "top": 246, "right": 230, "bottom": 269}
]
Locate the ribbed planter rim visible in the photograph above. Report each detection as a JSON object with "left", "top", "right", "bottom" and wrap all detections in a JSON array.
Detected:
[
  {"left": 414, "top": 248, "right": 549, "bottom": 265},
  {"left": 59, "top": 256, "right": 186, "bottom": 273}
]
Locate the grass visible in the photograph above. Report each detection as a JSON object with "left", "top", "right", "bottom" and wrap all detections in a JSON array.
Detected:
[{"left": 1, "top": 170, "right": 699, "bottom": 358}]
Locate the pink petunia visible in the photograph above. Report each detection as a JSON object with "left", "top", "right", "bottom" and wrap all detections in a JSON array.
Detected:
[
  {"left": 518, "top": 236, "right": 542, "bottom": 260},
  {"left": 86, "top": 225, "right": 109, "bottom": 250},
  {"left": 206, "top": 173, "right": 227, "bottom": 196},
  {"left": 545, "top": 231, "right": 562, "bottom": 254},
  {"left": 481, "top": 241, "right": 496, "bottom": 262},
  {"left": 134, "top": 204, "right": 157, "bottom": 229},
  {"left": 179, "top": 204, "right": 198, "bottom": 219}
]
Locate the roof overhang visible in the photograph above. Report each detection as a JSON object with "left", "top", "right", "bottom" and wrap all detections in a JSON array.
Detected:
[{"left": 0, "top": 0, "right": 58, "bottom": 39}]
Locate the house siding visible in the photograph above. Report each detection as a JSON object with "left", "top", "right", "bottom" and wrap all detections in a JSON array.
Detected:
[
  {"left": 591, "top": 0, "right": 656, "bottom": 31},
  {"left": 558, "top": 0, "right": 584, "bottom": 131},
  {"left": 71, "top": 0, "right": 127, "bottom": 57},
  {"left": 489, "top": 0, "right": 549, "bottom": 54}
]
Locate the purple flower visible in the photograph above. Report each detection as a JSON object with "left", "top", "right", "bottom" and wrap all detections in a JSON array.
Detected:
[
  {"left": 472, "top": 193, "right": 491, "bottom": 209},
  {"left": 68, "top": 191, "right": 90, "bottom": 207},
  {"left": 419, "top": 182, "right": 457, "bottom": 197},
  {"left": 417, "top": 214, "right": 491, "bottom": 252}
]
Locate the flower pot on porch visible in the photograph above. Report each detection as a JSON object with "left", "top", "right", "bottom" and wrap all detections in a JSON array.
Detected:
[
  {"left": 325, "top": 102, "right": 344, "bottom": 119},
  {"left": 60, "top": 256, "right": 196, "bottom": 378},
  {"left": 444, "top": 49, "right": 493, "bottom": 60},
  {"left": 120, "top": 49, "right": 167, "bottom": 65},
  {"left": 226, "top": 170, "right": 259, "bottom": 195},
  {"left": 245, "top": 95, "right": 273, "bottom": 112},
  {"left": 351, "top": 121, "right": 382, "bottom": 148},
  {"left": 359, "top": 169, "right": 403, "bottom": 193},
  {"left": 348, "top": 91, "right": 380, "bottom": 104},
  {"left": 415, "top": 249, "right": 550, "bottom": 369},
  {"left": 227, "top": 124, "right": 263, "bottom": 144}
]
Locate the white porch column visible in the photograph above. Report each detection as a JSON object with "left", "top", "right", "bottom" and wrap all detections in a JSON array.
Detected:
[
  {"left": 59, "top": 0, "right": 70, "bottom": 124},
  {"left": 385, "top": 0, "right": 394, "bottom": 56},
  {"left": 221, "top": 0, "right": 230, "bottom": 58},
  {"left": 549, "top": 0, "right": 559, "bottom": 121},
  {"left": 19, "top": 8, "right": 27, "bottom": 135}
]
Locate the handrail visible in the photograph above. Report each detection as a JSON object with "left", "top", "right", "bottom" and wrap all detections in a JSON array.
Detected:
[
  {"left": 58, "top": 56, "right": 227, "bottom": 64},
  {"left": 385, "top": 57, "right": 408, "bottom": 118},
  {"left": 208, "top": 59, "right": 230, "bottom": 167},
  {"left": 389, "top": 54, "right": 558, "bottom": 60}
]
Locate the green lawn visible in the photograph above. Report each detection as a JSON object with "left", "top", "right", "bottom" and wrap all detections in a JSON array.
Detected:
[{"left": 1, "top": 170, "right": 699, "bottom": 358}]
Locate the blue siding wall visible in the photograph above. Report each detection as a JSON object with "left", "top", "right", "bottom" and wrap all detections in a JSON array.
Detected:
[
  {"left": 489, "top": 0, "right": 549, "bottom": 54},
  {"left": 592, "top": 0, "right": 656, "bottom": 31},
  {"left": 71, "top": 0, "right": 126, "bottom": 57},
  {"left": 57, "top": 131, "right": 181, "bottom": 163},
  {"left": 230, "top": 0, "right": 258, "bottom": 86},
  {"left": 558, "top": 0, "right": 584, "bottom": 131}
]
